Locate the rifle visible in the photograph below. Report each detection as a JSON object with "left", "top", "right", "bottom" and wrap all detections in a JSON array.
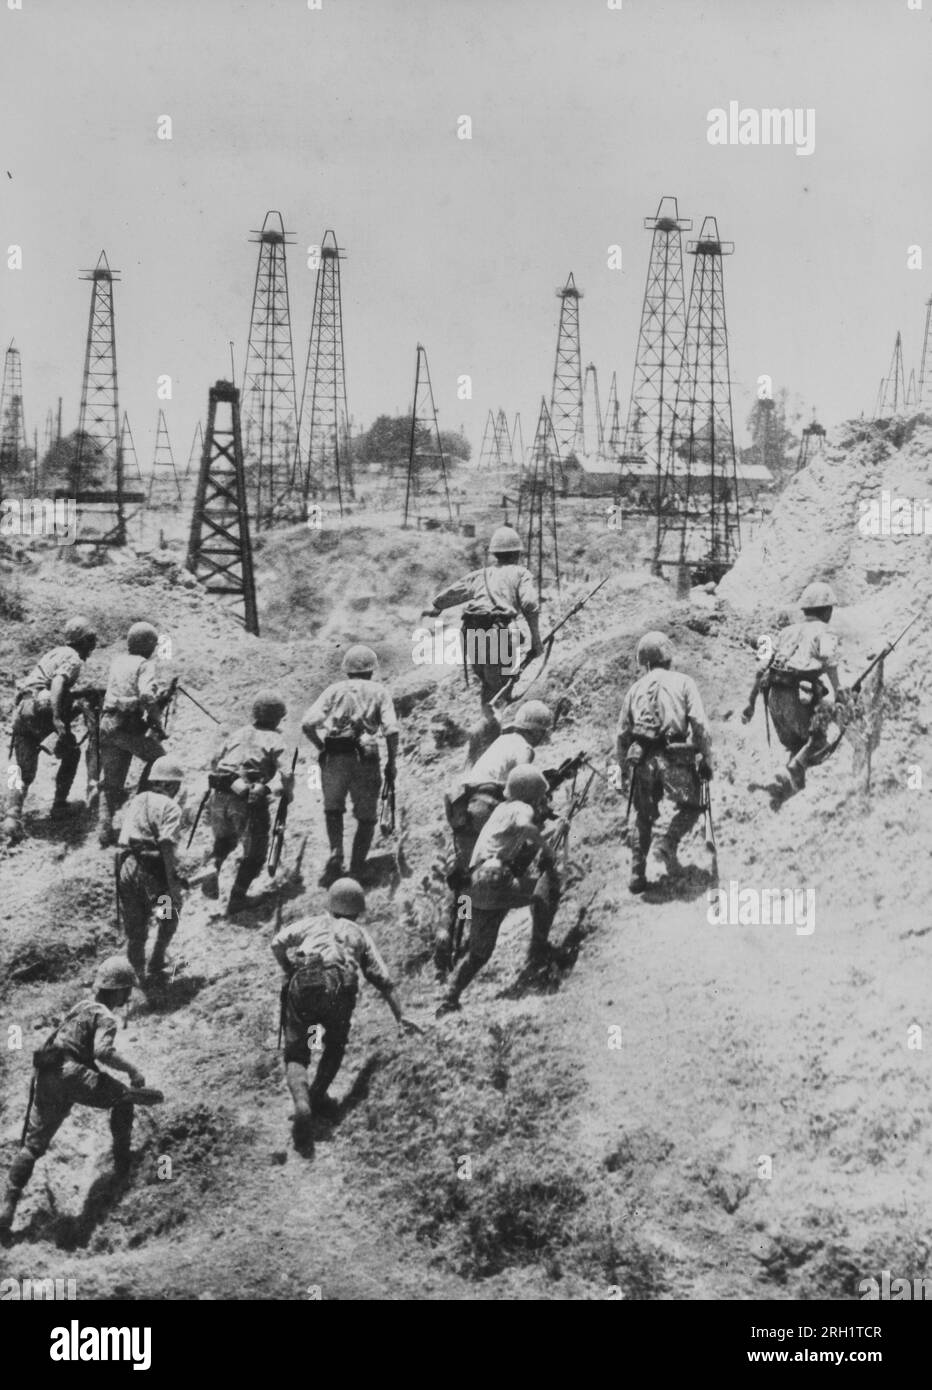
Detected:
[
  {"left": 489, "top": 574, "right": 609, "bottom": 709},
  {"left": 268, "top": 749, "right": 298, "bottom": 876},
  {"left": 847, "top": 611, "right": 922, "bottom": 698},
  {"left": 701, "top": 779, "right": 718, "bottom": 880},
  {"left": 157, "top": 676, "right": 180, "bottom": 735},
  {"left": 547, "top": 766, "right": 597, "bottom": 861},
  {"left": 177, "top": 684, "right": 221, "bottom": 726},
  {"left": 542, "top": 751, "right": 587, "bottom": 794},
  {"left": 379, "top": 766, "right": 396, "bottom": 837},
  {"left": 185, "top": 786, "right": 212, "bottom": 849}
]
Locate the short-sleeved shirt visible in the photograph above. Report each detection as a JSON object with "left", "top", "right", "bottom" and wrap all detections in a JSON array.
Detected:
[
  {"left": 470, "top": 799, "right": 538, "bottom": 870},
  {"left": 465, "top": 731, "right": 534, "bottom": 789},
  {"left": 272, "top": 913, "right": 394, "bottom": 993},
  {"left": 103, "top": 653, "right": 163, "bottom": 715},
  {"left": 119, "top": 790, "right": 182, "bottom": 850},
  {"left": 54, "top": 999, "right": 119, "bottom": 1066},
  {"left": 773, "top": 619, "right": 839, "bottom": 673},
  {"left": 16, "top": 646, "right": 84, "bottom": 699},
  {"left": 302, "top": 679, "right": 399, "bottom": 755},
  {"left": 212, "top": 723, "right": 286, "bottom": 785},
  {"left": 616, "top": 669, "right": 712, "bottom": 760},
  {"left": 433, "top": 564, "right": 540, "bottom": 619}
]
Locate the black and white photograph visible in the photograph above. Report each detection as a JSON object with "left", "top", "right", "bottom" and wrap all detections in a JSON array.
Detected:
[{"left": 1, "top": 0, "right": 931, "bottom": 1341}]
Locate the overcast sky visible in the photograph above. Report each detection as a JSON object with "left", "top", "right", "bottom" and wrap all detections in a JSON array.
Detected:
[{"left": 2, "top": 0, "right": 931, "bottom": 471}]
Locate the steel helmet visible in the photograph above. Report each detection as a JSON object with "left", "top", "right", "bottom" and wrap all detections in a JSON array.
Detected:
[
  {"left": 127, "top": 621, "right": 159, "bottom": 657},
  {"left": 799, "top": 581, "right": 836, "bottom": 611},
  {"left": 148, "top": 755, "right": 184, "bottom": 784},
  {"left": 341, "top": 645, "right": 378, "bottom": 675},
  {"left": 507, "top": 700, "right": 553, "bottom": 736},
  {"left": 252, "top": 690, "right": 287, "bottom": 727},
  {"left": 328, "top": 877, "right": 366, "bottom": 918},
  {"left": 95, "top": 956, "right": 137, "bottom": 992},
  {"left": 489, "top": 525, "right": 522, "bottom": 556},
  {"left": 504, "top": 765, "right": 549, "bottom": 805},
  {"left": 64, "top": 615, "right": 97, "bottom": 647},
  {"left": 636, "top": 631, "right": 674, "bottom": 668}
]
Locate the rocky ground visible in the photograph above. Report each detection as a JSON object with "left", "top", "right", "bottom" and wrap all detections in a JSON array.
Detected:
[{"left": 0, "top": 426, "right": 929, "bottom": 1299}]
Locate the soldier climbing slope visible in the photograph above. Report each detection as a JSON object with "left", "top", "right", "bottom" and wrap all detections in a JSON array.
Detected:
[
  {"left": 200, "top": 690, "right": 294, "bottom": 916},
  {"left": 302, "top": 645, "right": 399, "bottom": 888},
  {"left": 97, "top": 621, "right": 174, "bottom": 848},
  {"left": 436, "top": 700, "right": 553, "bottom": 975},
  {"left": 616, "top": 631, "right": 713, "bottom": 894},
  {"left": 271, "top": 879, "right": 421, "bottom": 1152},
  {"left": 437, "top": 764, "right": 562, "bottom": 1015},
  {"left": 742, "top": 581, "right": 845, "bottom": 807},
  {"left": 423, "top": 526, "right": 544, "bottom": 714},
  {"left": 116, "top": 755, "right": 187, "bottom": 990},
  {"left": 0, "top": 956, "right": 163, "bottom": 1242}
]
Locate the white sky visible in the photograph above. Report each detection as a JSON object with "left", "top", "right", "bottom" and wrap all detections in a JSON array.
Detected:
[{"left": 2, "top": 0, "right": 931, "bottom": 469}]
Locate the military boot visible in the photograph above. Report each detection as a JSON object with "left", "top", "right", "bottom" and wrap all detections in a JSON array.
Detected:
[
  {"left": 349, "top": 820, "right": 376, "bottom": 879},
  {"left": 318, "top": 813, "right": 345, "bottom": 887},
  {"left": 110, "top": 1104, "right": 134, "bottom": 1175},
  {"left": 0, "top": 1151, "right": 36, "bottom": 1239}
]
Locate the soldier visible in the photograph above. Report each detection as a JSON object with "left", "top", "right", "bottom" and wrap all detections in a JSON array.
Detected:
[
  {"left": 116, "top": 755, "right": 186, "bottom": 988},
  {"left": 742, "top": 581, "right": 844, "bottom": 805},
  {"left": 302, "top": 645, "right": 399, "bottom": 887},
  {"left": 97, "top": 621, "right": 173, "bottom": 848},
  {"left": 423, "top": 525, "right": 544, "bottom": 713},
  {"left": 436, "top": 699, "right": 553, "bottom": 975},
  {"left": 437, "top": 765, "right": 562, "bottom": 1014},
  {"left": 271, "top": 878, "right": 420, "bottom": 1151},
  {"left": 201, "top": 690, "right": 295, "bottom": 915},
  {"left": 0, "top": 956, "right": 162, "bottom": 1241},
  {"left": 2, "top": 615, "right": 98, "bottom": 843},
  {"left": 616, "top": 631, "right": 713, "bottom": 894}
]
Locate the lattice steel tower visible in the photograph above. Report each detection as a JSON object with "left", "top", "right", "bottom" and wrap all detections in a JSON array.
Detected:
[
  {"left": 549, "top": 273, "right": 583, "bottom": 459},
  {"left": 624, "top": 197, "right": 692, "bottom": 546},
  {"left": 402, "top": 344, "right": 453, "bottom": 527},
  {"left": 602, "top": 371, "right": 621, "bottom": 462},
  {"left": 186, "top": 380, "right": 258, "bottom": 635},
  {"left": 0, "top": 340, "right": 27, "bottom": 477},
  {"left": 918, "top": 297, "right": 932, "bottom": 410},
  {"left": 517, "top": 397, "right": 562, "bottom": 598},
  {"left": 662, "top": 216, "right": 741, "bottom": 578},
  {"left": 795, "top": 416, "right": 826, "bottom": 472},
  {"left": 299, "top": 230, "right": 352, "bottom": 512},
  {"left": 147, "top": 410, "right": 182, "bottom": 507},
  {"left": 242, "top": 212, "right": 301, "bottom": 529},
  {"left": 878, "top": 331, "right": 907, "bottom": 418}
]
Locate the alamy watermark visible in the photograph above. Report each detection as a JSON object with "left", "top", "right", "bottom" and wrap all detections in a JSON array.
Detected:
[
  {"left": 411, "top": 620, "right": 519, "bottom": 670},
  {"left": 707, "top": 880, "right": 815, "bottom": 935},
  {"left": 858, "top": 491, "right": 932, "bottom": 536},
  {"left": 0, "top": 497, "right": 78, "bottom": 545},
  {"left": 707, "top": 102, "right": 815, "bottom": 157}
]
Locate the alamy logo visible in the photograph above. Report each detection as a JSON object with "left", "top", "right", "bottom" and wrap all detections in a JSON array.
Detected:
[
  {"left": 857, "top": 492, "right": 932, "bottom": 536},
  {"left": 0, "top": 496, "right": 78, "bottom": 545},
  {"left": 707, "top": 880, "right": 815, "bottom": 935},
  {"left": 859, "top": 1270, "right": 932, "bottom": 1300},
  {"left": 0, "top": 1276, "right": 77, "bottom": 1300},
  {"left": 707, "top": 102, "right": 815, "bottom": 157},
  {"left": 49, "top": 1321, "right": 151, "bottom": 1371},
  {"left": 411, "top": 620, "right": 519, "bottom": 671}
]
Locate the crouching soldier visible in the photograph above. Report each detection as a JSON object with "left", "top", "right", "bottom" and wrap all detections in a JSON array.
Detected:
[
  {"left": 116, "top": 755, "right": 186, "bottom": 988},
  {"left": 2, "top": 615, "right": 98, "bottom": 843},
  {"left": 436, "top": 699, "right": 553, "bottom": 975},
  {"left": 0, "top": 956, "right": 162, "bottom": 1240},
  {"left": 271, "top": 878, "right": 420, "bottom": 1151},
  {"left": 616, "top": 631, "right": 713, "bottom": 894},
  {"left": 201, "top": 690, "right": 294, "bottom": 915},
  {"left": 302, "top": 645, "right": 399, "bottom": 887},
  {"left": 97, "top": 622, "right": 173, "bottom": 847},
  {"left": 423, "top": 526, "right": 544, "bottom": 714},
  {"left": 437, "top": 765, "right": 561, "bottom": 1014},
  {"left": 742, "top": 581, "right": 844, "bottom": 805}
]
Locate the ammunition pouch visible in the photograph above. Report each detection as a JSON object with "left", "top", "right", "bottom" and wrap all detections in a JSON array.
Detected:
[
  {"left": 323, "top": 735, "right": 362, "bottom": 758},
  {"left": 208, "top": 771, "right": 237, "bottom": 792}
]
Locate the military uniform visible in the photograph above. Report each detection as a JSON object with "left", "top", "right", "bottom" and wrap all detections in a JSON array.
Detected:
[
  {"left": 617, "top": 667, "right": 712, "bottom": 883},
  {"left": 441, "top": 798, "right": 560, "bottom": 1006},
  {"left": 302, "top": 677, "right": 399, "bottom": 878},
  {"left": 206, "top": 722, "right": 289, "bottom": 907},
  {"left": 432, "top": 563, "right": 539, "bottom": 706},
  {"left": 116, "top": 790, "right": 182, "bottom": 980},
  {"left": 274, "top": 914, "right": 396, "bottom": 1104},
  {"left": 98, "top": 652, "right": 169, "bottom": 845},
  {"left": 6, "top": 646, "right": 87, "bottom": 830},
  {"left": 762, "top": 618, "right": 840, "bottom": 793}
]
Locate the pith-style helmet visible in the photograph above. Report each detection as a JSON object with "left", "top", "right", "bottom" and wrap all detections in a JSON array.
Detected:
[
  {"left": 95, "top": 956, "right": 137, "bottom": 992},
  {"left": 329, "top": 877, "right": 366, "bottom": 918},
  {"left": 342, "top": 645, "right": 378, "bottom": 675},
  {"left": 636, "top": 631, "right": 674, "bottom": 669},
  {"left": 504, "top": 765, "right": 549, "bottom": 805},
  {"left": 127, "top": 622, "right": 159, "bottom": 657},
  {"left": 489, "top": 526, "right": 522, "bottom": 556},
  {"left": 148, "top": 755, "right": 184, "bottom": 784},
  {"left": 799, "top": 581, "right": 836, "bottom": 612}
]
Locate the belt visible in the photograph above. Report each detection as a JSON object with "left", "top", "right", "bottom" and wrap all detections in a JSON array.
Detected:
[
  {"left": 324, "top": 736, "right": 362, "bottom": 756},
  {"left": 119, "top": 844, "right": 164, "bottom": 865}
]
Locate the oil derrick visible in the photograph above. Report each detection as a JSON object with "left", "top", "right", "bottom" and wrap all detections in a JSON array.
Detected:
[
  {"left": 624, "top": 196, "right": 692, "bottom": 545},
  {"left": 918, "top": 296, "right": 932, "bottom": 409},
  {"left": 402, "top": 344, "right": 453, "bottom": 528},
  {"left": 494, "top": 409, "right": 513, "bottom": 467},
  {"left": 70, "top": 253, "right": 142, "bottom": 545},
  {"left": 662, "top": 216, "right": 740, "bottom": 580},
  {"left": 582, "top": 363, "right": 603, "bottom": 458},
  {"left": 477, "top": 410, "right": 499, "bottom": 468},
  {"left": 905, "top": 368, "right": 917, "bottom": 411},
  {"left": 602, "top": 371, "right": 621, "bottom": 462},
  {"left": 298, "top": 230, "right": 352, "bottom": 512},
  {"left": 242, "top": 212, "right": 301, "bottom": 529},
  {"left": 118, "top": 413, "right": 147, "bottom": 536},
  {"left": 549, "top": 273, "right": 583, "bottom": 459},
  {"left": 517, "top": 397, "right": 562, "bottom": 597},
  {"left": 0, "top": 340, "right": 27, "bottom": 480},
  {"left": 795, "top": 416, "right": 826, "bottom": 472},
  {"left": 186, "top": 380, "right": 258, "bottom": 635},
  {"left": 878, "top": 331, "right": 906, "bottom": 418},
  {"left": 184, "top": 421, "right": 204, "bottom": 482},
  {"left": 147, "top": 409, "right": 182, "bottom": 507},
  {"left": 511, "top": 413, "right": 525, "bottom": 471}
]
